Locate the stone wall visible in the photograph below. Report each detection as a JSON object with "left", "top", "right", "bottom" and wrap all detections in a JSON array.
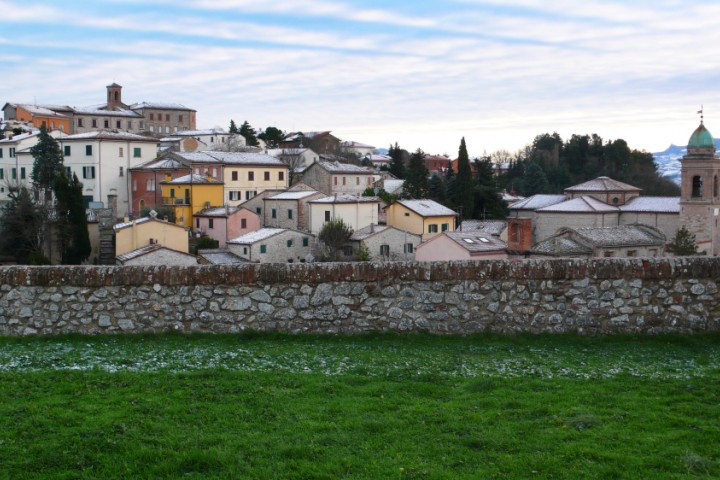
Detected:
[{"left": 1, "top": 257, "right": 720, "bottom": 336}]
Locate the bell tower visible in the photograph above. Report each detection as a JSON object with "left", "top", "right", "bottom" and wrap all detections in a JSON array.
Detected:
[
  {"left": 679, "top": 108, "right": 720, "bottom": 254},
  {"left": 106, "top": 83, "right": 123, "bottom": 110}
]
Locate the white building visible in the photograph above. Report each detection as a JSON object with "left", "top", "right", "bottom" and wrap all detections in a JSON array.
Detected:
[{"left": 308, "top": 194, "right": 380, "bottom": 234}]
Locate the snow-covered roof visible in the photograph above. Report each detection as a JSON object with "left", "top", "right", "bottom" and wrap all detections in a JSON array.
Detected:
[
  {"left": 284, "top": 131, "right": 331, "bottom": 141},
  {"left": 227, "top": 228, "right": 286, "bottom": 245},
  {"left": 0, "top": 131, "right": 39, "bottom": 144},
  {"left": 341, "top": 140, "right": 375, "bottom": 149},
  {"left": 561, "top": 225, "right": 665, "bottom": 248},
  {"left": 530, "top": 237, "right": 592, "bottom": 257},
  {"left": 197, "top": 249, "right": 247, "bottom": 265},
  {"left": 162, "top": 173, "right": 222, "bottom": 184},
  {"left": 173, "top": 151, "right": 285, "bottom": 166},
  {"left": 194, "top": 206, "right": 241, "bottom": 217},
  {"left": 314, "top": 160, "right": 374, "bottom": 174},
  {"left": 395, "top": 199, "right": 457, "bottom": 217},
  {"left": 74, "top": 104, "right": 142, "bottom": 118},
  {"left": 565, "top": 176, "right": 641, "bottom": 193},
  {"left": 619, "top": 196, "right": 680, "bottom": 213},
  {"left": 537, "top": 195, "right": 617, "bottom": 213},
  {"left": 383, "top": 179, "right": 404, "bottom": 194},
  {"left": 173, "top": 128, "right": 227, "bottom": 136},
  {"left": 444, "top": 232, "right": 507, "bottom": 253},
  {"left": 509, "top": 194, "right": 567, "bottom": 211},
  {"left": 368, "top": 153, "right": 391, "bottom": 162},
  {"left": 351, "top": 224, "right": 390, "bottom": 240},
  {"left": 310, "top": 194, "right": 380, "bottom": 204},
  {"left": 267, "top": 190, "right": 320, "bottom": 200},
  {"left": 459, "top": 220, "right": 507, "bottom": 236},
  {"left": 116, "top": 243, "right": 165, "bottom": 262},
  {"left": 113, "top": 217, "right": 152, "bottom": 231},
  {"left": 13, "top": 104, "right": 69, "bottom": 117},
  {"left": 60, "top": 131, "right": 158, "bottom": 142},
  {"left": 129, "top": 101, "right": 195, "bottom": 111},
  {"left": 131, "top": 157, "right": 188, "bottom": 170}
]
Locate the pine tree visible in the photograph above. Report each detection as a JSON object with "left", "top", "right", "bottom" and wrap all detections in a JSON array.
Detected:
[
  {"left": 667, "top": 226, "right": 701, "bottom": 256},
  {"left": 229, "top": 120, "right": 239, "bottom": 134},
  {"left": 522, "top": 162, "right": 550, "bottom": 196},
  {"left": 454, "top": 137, "right": 474, "bottom": 220},
  {"left": 239, "top": 121, "right": 259, "bottom": 146},
  {"left": 403, "top": 149, "right": 430, "bottom": 199},
  {"left": 30, "top": 125, "right": 63, "bottom": 198},
  {"left": 258, "top": 126, "right": 285, "bottom": 149},
  {"left": 0, "top": 187, "right": 46, "bottom": 263},
  {"left": 472, "top": 157, "right": 508, "bottom": 220},
  {"left": 388, "top": 142, "right": 406, "bottom": 179},
  {"left": 53, "top": 171, "right": 91, "bottom": 264}
]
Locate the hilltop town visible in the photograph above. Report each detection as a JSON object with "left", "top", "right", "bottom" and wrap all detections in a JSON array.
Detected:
[{"left": 0, "top": 83, "right": 715, "bottom": 266}]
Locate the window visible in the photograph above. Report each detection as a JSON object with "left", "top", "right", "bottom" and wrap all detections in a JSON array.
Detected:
[
  {"left": 279, "top": 171, "right": 284, "bottom": 181},
  {"left": 241, "top": 218, "right": 247, "bottom": 229},
  {"left": 287, "top": 239, "right": 293, "bottom": 247},
  {"left": 83, "top": 166, "right": 95, "bottom": 179},
  {"left": 428, "top": 224, "right": 438, "bottom": 233},
  {"left": 342, "top": 246, "right": 353, "bottom": 256},
  {"left": 86, "top": 145, "right": 93, "bottom": 156},
  {"left": 288, "top": 259, "right": 294, "bottom": 263},
  {"left": 119, "top": 147, "right": 124, "bottom": 157},
  {"left": 288, "top": 209, "right": 293, "bottom": 219},
  {"left": 627, "top": 250, "right": 637, "bottom": 257},
  {"left": 0, "top": 149, "right": 3, "bottom": 158},
  {"left": 343, "top": 176, "right": 346, "bottom": 185},
  {"left": 441, "top": 223, "right": 449, "bottom": 232},
  {"left": 150, "top": 113, "right": 154, "bottom": 120},
  {"left": 246, "top": 189, "right": 256, "bottom": 199},
  {"left": 692, "top": 175, "right": 703, "bottom": 198},
  {"left": 243, "top": 247, "right": 248, "bottom": 255},
  {"left": 356, "top": 177, "right": 360, "bottom": 185},
  {"left": 127, "top": 121, "right": 132, "bottom": 129},
  {"left": 9, "top": 148, "right": 15, "bottom": 157},
  {"left": 404, "top": 243, "right": 414, "bottom": 253},
  {"left": 179, "top": 115, "right": 183, "bottom": 122},
  {"left": 302, "top": 237, "right": 309, "bottom": 247},
  {"left": 196, "top": 218, "right": 200, "bottom": 229},
  {"left": 0, "top": 169, "right": 3, "bottom": 180},
  {"left": 133, "top": 179, "right": 137, "bottom": 191},
  {"left": 404, "top": 212, "right": 410, "bottom": 217},
  {"left": 119, "top": 167, "right": 124, "bottom": 177},
  {"left": 78, "top": 119, "right": 83, "bottom": 127},
  {"left": 139, "top": 121, "right": 144, "bottom": 129},
  {"left": 165, "top": 126, "right": 170, "bottom": 134},
  {"left": 11, "top": 168, "right": 16, "bottom": 179},
  {"left": 116, "top": 120, "right": 121, "bottom": 128},
  {"left": 325, "top": 210, "right": 331, "bottom": 222},
  {"left": 248, "top": 171, "right": 254, "bottom": 181},
  {"left": 133, "top": 148, "right": 141, "bottom": 158},
  {"left": 510, "top": 223, "right": 520, "bottom": 242},
  {"left": 210, "top": 137, "right": 214, "bottom": 143},
  {"left": 64, "top": 146, "right": 71, "bottom": 156},
  {"left": 271, "top": 208, "right": 277, "bottom": 219},
  {"left": 256, "top": 207, "right": 261, "bottom": 214},
  {"left": 715, "top": 176, "right": 718, "bottom": 198},
  {"left": 334, "top": 177, "right": 338, "bottom": 185},
  {"left": 603, "top": 251, "right": 615, "bottom": 258},
  {"left": 147, "top": 178, "right": 155, "bottom": 191},
  {"left": 380, "top": 244, "right": 390, "bottom": 256},
  {"left": 264, "top": 171, "right": 270, "bottom": 181},
  {"left": 231, "top": 171, "right": 238, "bottom": 181},
  {"left": 209, "top": 219, "right": 214, "bottom": 229},
  {"left": 260, "top": 245, "right": 267, "bottom": 254},
  {"left": 165, "top": 114, "right": 170, "bottom": 121},
  {"left": 229, "top": 191, "right": 241, "bottom": 201},
  {"left": 104, "top": 120, "right": 109, "bottom": 128},
  {"left": 150, "top": 125, "right": 154, "bottom": 133},
  {"left": 20, "top": 167, "right": 25, "bottom": 179},
  {"left": 92, "top": 119, "right": 97, "bottom": 128}
]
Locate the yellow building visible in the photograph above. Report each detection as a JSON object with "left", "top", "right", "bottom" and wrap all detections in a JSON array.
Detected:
[
  {"left": 385, "top": 199, "right": 458, "bottom": 241},
  {"left": 113, "top": 216, "right": 189, "bottom": 256},
  {"left": 160, "top": 173, "right": 224, "bottom": 227}
]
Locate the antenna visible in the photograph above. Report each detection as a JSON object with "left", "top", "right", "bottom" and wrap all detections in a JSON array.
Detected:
[{"left": 698, "top": 105, "right": 704, "bottom": 124}]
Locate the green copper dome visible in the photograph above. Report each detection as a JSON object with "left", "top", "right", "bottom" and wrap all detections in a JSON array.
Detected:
[{"left": 688, "top": 123, "right": 715, "bottom": 148}]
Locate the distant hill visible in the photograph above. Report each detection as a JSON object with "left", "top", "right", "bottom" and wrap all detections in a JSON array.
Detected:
[{"left": 653, "top": 139, "right": 720, "bottom": 185}]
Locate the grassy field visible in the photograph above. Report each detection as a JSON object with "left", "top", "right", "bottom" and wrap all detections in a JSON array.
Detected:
[{"left": 0, "top": 333, "right": 719, "bottom": 479}]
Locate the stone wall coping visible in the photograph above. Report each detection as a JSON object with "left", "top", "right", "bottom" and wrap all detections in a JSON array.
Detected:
[{"left": 1, "top": 257, "right": 718, "bottom": 287}]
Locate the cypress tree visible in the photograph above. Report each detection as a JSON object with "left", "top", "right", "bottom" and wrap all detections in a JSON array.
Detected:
[
  {"left": 53, "top": 171, "right": 91, "bottom": 264},
  {"left": 454, "top": 137, "right": 474, "bottom": 220}
]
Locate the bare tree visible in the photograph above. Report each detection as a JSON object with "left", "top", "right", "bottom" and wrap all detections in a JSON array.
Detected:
[{"left": 278, "top": 148, "right": 307, "bottom": 186}]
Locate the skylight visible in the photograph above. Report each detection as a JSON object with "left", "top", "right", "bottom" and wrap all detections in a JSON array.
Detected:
[{"left": 463, "top": 238, "right": 475, "bottom": 244}]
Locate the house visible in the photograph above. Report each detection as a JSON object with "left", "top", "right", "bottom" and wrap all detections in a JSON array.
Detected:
[
  {"left": 308, "top": 194, "right": 381, "bottom": 234},
  {"left": 1, "top": 103, "right": 73, "bottom": 133},
  {"left": 227, "top": 228, "right": 315, "bottom": 263},
  {"left": 193, "top": 206, "right": 260, "bottom": 247},
  {"left": 280, "top": 131, "right": 341, "bottom": 153},
  {"left": 197, "top": 249, "right": 247, "bottom": 265},
  {"left": 266, "top": 147, "right": 319, "bottom": 172},
  {"left": 299, "top": 160, "right": 378, "bottom": 195},
  {"left": 238, "top": 188, "right": 286, "bottom": 223},
  {"left": 264, "top": 189, "right": 326, "bottom": 231},
  {"left": 160, "top": 128, "right": 237, "bottom": 153},
  {"left": 350, "top": 224, "right": 421, "bottom": 262},
  {"left": 172, "top": 151, "right": 289, "bottom": 206},
  {"left": 129, "top": 156, "right": 191, "bottom": 216},
  {"left": 415, "top": 232, "right": 508, "bottom": 261},
  {"left": 385, "top": 199, "right": 458, "bottom": 241},
  {"left": 159, "top": 173, "right": 224, "bottom": 228},
  {"left": 423, "top": 154, "right": 452, "bottom": 174},
  {"left": 506, "top": 194, "right": 569, "bottom": 251},
  {"left": 530, "top": 225, "right": 665, "bottom": 258},
  {"left": 364, "top": 153, "right": 392, "bottom": 170},
  {"left": 340, "top": 140, "right": 375, "bottom": 158},
  {"left": 59, "top": 131, "right": 159, "bottom": 217},
  {"left": 458, "top": 220, "right": 508, "bottom": 242},
  {"left": 113, "top": 215, "right": 189, "bottom": 256},
  {"left": 116, "top": 243, "right": 197, "bottom": 266}
]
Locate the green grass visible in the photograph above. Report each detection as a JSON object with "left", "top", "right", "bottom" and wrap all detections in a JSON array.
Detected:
[{"left": 0, "top": 333, "right": 719, "bottom": 479}]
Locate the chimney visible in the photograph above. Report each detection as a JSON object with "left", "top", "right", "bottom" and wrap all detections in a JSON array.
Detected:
[{"left": 165, "top": 174, "right": 171, "bottom": 182}]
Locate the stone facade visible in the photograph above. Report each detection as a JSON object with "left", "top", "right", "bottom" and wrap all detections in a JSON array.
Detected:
[{"left": 1, "top": 258, "right": 720, "bottom": 336}]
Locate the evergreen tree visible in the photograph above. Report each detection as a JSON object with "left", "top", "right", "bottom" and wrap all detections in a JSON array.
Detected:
[
  {"left": 403, "top": 149, "right": 429, "bottom": 199},
  {"left": 388, "top": 142, "right": 406, "bottom": 179},
  {"left": 30, "top": 125, "right": 63, "bottom": 197},
  {"left": 454, "top": 137, "right": 475, "bottom": 220},
  {"left": 239, "top": 121, "right": 259, "bottom": 146},
  {"left": 428, "top": 174, "right": 446, "bottom": 203},
  {"left": 522, "top": 162, "right": 550, "bottom": 196},
  {"left": 229, "top": 120, "right": 239, "bottom": 134},
  {"left": 53, "top": 171, "right": 91, "bottom": 264},
  {"left": 258, "top": 126, "right": 285, "bottom": 149},
  {"left": 0, "top": 187, "right": 46, "bottom": 263},
  {"left": 472, "top": 157, "right": 508, "bottom": 220},
  {"left": 444, "top": 166, "right": 457, "bottom": 210},
  {"left": 667, "top": 226, "right": 702, "bottom": 256},
  {"left": 318, "top": 218, "right": 353, "bottom": 261}
]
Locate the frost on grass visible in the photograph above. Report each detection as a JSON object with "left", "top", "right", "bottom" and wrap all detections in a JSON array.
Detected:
[{"left": 0, "top": 337, "right": 717, "bottom": 380}]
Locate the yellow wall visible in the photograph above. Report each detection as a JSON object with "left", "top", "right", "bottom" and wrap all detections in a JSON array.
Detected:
[
  {"left": 385, "top": 203, "right": 456, "bottom": 241},
  {"left": 160, "top": 182, "right": 224, "bottom": 227},
  {"left": 115, "top": 219, "right": 189, "bottom": 256},
  {"left": 222, "top": 165, "right": 289, "bottom": 204}
]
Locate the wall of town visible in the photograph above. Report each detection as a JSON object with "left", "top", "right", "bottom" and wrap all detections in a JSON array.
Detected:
[{"left": 1, "top": 257, "right": 720, "bottom": 336}]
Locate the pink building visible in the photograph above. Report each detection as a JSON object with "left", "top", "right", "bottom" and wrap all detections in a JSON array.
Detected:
[
  {"left": 193, "top": 206, "right": 260, "bottom": 247},
  {"left": 415, "top": 232, "right": 507, "bottom": 261}
]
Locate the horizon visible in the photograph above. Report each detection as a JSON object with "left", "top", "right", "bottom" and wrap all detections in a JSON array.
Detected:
[{"left": 1, "top": 1, "right": 718, "bottom": 158}]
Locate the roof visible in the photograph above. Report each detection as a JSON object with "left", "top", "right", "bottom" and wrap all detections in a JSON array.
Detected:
[
  {"left": 565, "top": 176, "right": 641, "bottom": 193},
  {"left": 619, "top": 196, "right": 680, "bottom": 213},
  {"left": 530, "top": 236, "right": 593, "bottom": 257},
  {"left": 393, "top": 199, "right": 457, "bottom": 217},
  {"left": 12, "top": 103, "right": 69, "bottom": 118},
  {"left": 130, "top": 157, "right": 189, "bottom": 170},
  {"left": 173, "top": 151, "right": 285, "bottom": 166},
  {"left": 341, "top": 140, "right": 375, "bottom": 149},
  {"left": 313, "top": 160, "right": 374, "bottom": 174},
  {"left": 0, "top": 131, "right": 39, "bottom": 144},
  {"left": 509, "top": 194, "right": 566, "bottom": 211},
  {"left": 567, "top": 225, "right": 665, "bottom": 247},
  {"left": 442, "top": 232, "right": 507, "bottom": 253},
  {"left": 351, "top": 224, "right": 390, "bottom": 240},
  {"left": 227, "top": 228, "right": 286, "bottom": 245},
  {"left": 172, "top": 128, "right": 227, "bottom": 136},
  {"left": 116, "top": 244, "right": 196, "bottom": 264},
  {"left": 74, "top": 104, "right": 142, "bottom": 118},
  {"left": 459, "top": 220, "right": 507, "bottom": 236},
  {"left": 383, "top": 179, "right": 404, "bottom": 194},
  {"left": 197, "top": 249, "right": 248, "bottom": 265},
  {"left": 129, "top": 101, "right": 195, "bottom": 112},
  {"left": 284, "top": 131, "right": 331, "bottom": 141},
  {"left": 537, "top": 196, "right": 618, "bottom": 213},
  {"left": 194, "top": 206, "right": 242, "bottom": 217},
  {"left": 688, "top": 122, "right": 715, "bottom": 149},
  {"left": 161, "top": 173, "right": 222, "bottom": 184},
  {"left": 60, "top": 131, "right": 158, "bottom": 142},
  {"left": 113, "top": 216, "right": 187, "bottom": 232},
  {"left": 310, "top": 194, "right": 380, "bottom": 204},
  {"left": 267, "top": 190, "right": 321, "bottom": 200}
]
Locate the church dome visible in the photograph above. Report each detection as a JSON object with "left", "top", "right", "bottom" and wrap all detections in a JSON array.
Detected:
[{"left": 688, "top": 123, "right": 715, "bottom": 149}]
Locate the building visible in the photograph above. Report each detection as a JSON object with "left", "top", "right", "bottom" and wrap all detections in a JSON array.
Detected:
[
  {"left": 116, "top": 244, "right": 197, "bottom": 266},
  {"left": 340, "top": 140, "right": 375, "bottom": 157},
  {"left": 300, "top": 160, "right": 377, "bottom": 196},
  {"left": 385, "top": 199, "right": 458, "bottom": 241},
  {"left": 308, "top": 194, "right": 381, "bottom": 234},
  {"left": 113, "top": 216, "right": 189, "bottom": 256},
  {"left": 59, "top": 131, "right": 159, "bottom": 217},
  {"left": 193, "top": 206, "right": 260, "bottom": 247},
  {"left": 281, "top": 131, "right": 341, "bottom": 153},
  {"left": 679, "top": 119, "right": 720, "bottom": 255},
  {"left": 1, "top": 103, "right": 73, "bottom": 133},
  {"left": 423, "top": 154, "right": 452, "bottom": 174},
  {"left": 227, "top": 228, "right": 315, "bottom": 263},
  {"left": 350, "top": 224, "right": 421, "bottom": 262},
  {"left": 415, "top": 232, "right": 508, "bottom": 261},
  {"left": 129, "top": 157, "right": 191, "bottom": 216},
  {"left": 530, "top": 225, "right": 665, "bottom": 258},
  {"left": 159, "top": 173, "right": 224, "bottom": 228},
  {"left": 263, "top": 189, "right": 325, "bottom": 231},
  {"left": 159, "top": 128, "right": 237, "bottom": 153}
]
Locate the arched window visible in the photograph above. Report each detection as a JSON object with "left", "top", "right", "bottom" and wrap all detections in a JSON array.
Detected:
[
  {"left": 692, "top": 176, "right": 703, "bottom": 198},
  {"left": 146, "top": 178, "right": 155, "bottom": 192}
]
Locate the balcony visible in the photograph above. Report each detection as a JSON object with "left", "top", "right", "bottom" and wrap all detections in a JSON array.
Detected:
[{"left": 162, "top": 196, "right": 191, "bottom": 206}]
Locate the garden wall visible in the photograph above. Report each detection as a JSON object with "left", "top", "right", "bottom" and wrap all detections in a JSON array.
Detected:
[{"left": 1, "top": 258, "right": 720, "bottom": 336}]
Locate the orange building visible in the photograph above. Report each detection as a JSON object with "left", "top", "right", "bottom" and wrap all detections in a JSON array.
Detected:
[{"left": 2, "top": 103, "right": 73, "bottom": 133}]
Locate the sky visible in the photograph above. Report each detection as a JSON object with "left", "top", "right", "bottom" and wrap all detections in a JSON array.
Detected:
[{"left": 1, "top": 0, "right": 719, "bottom": 158}]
